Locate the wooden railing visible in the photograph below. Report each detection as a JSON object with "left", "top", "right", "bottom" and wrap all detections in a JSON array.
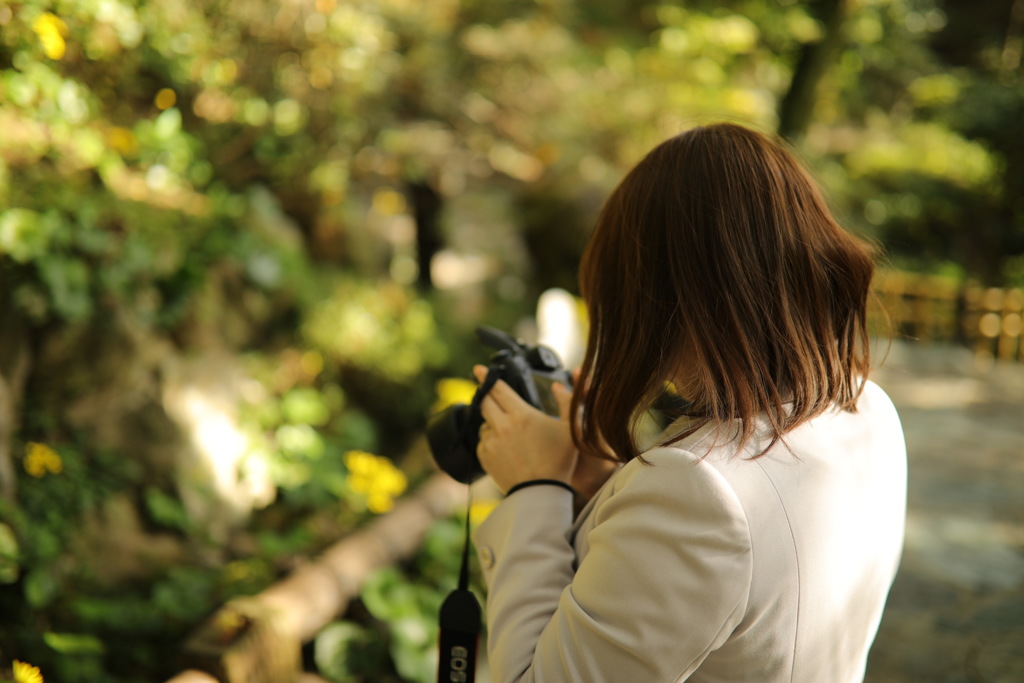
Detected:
[
  {"left": 873, "top": 270, "right": 1024, "bottom": 364},
  {"left": 962, "top": 283, "right": 1024, "bottom": 363}
]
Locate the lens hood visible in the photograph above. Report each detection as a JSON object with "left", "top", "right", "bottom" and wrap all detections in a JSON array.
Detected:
[{"left": 426, "top": 404, "right": 486, "bottom": 484}]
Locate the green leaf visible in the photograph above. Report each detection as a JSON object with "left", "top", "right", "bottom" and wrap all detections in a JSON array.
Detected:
[
  {"left": 36, "top": 253, "right": 93, "bottom": 320},
  {"left": 360, "top": 567, "right": 406, "bottom": 621},
  {"left": 44, "top": 632, "right": 106, "bottom": 655},
  {"left": 276, "top": 424, "right": 325, "bottom": 459},
  {"left": 281, "top": 387, "right": 331, "bottom": 426},
  {"left": 25, "top": 566, "right": 60, "bottom": 608},
  {"left": 0, "top": 208, "right": 52, "bottom": 262},
  {"left": 390, "top": 615, "right": 437, "bottom": 683},
  {"left": 151, "top": 567, "right": 218, "bottom": 621},
  {"left": 314, "top": 621, "right": 391, "bottom": 681},
  {"left": 154, "top": 107, "right": 182, "bottom": 140},
  {"left": 0, "top": 522, "right": 19, "bottom": 584},
  {"left": 335, "top": 409, "right": 378, "bottom": 452},
  {"left": 144, "top": 487, "right": 191, "bottom": 531}
]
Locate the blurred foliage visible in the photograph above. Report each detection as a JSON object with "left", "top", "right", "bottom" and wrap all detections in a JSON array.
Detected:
[
  {"left": 0, "top": 0, "right": 1022, "bottom": 680},
  {"left": 314, "top": 505, "right": 493, "bottom": 683}
]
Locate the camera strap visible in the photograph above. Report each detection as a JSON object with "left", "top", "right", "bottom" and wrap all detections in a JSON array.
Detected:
[{"left": 437, "top": 486, "right": 481, "bottom": 683}]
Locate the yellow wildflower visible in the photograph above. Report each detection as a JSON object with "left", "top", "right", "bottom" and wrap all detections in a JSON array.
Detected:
[
  {"left": 366, "top": 492, "right": 395, "bottom": 514},
  {"left": 300, "top": 350, "right": 324, "bottom": 378},
  {"left": 154, "top": 88, "right": 177, "bottom": 111},
  {"left": 13, "top": 660, "right": 44, "bottom": 683},
  {"left": 23, "top": 443, "right": 63, "bottom": 478},
  {"left": 343, "top": 450, "right": 407, "bottom": 514},
  {"left": 371, "top": 188, "right": 407, "bottom": 216},
  {"left": 107, "top": 127, "right": 138, "bottom": 156},
  {"left": 432, "top": 377, "right": 478, "bottom": 413},
  {"left": 32, "top": 13, "right": 67, "bottom": 61},
  {"left": 212, "top": 608, "right": 248, "bottom": 643}
]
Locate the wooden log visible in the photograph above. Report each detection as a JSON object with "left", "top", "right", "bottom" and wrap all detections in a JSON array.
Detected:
[
  {"left": 165, "top": 672, "right": 219, "bottom": 683},
  {"left": 169, "top": 472, "right": 465, "bottom": 683},
  {"left": 180, "top": 598, "right": 301, "bottom": 683},
  {"left": 0, "top": 315, "right": 32, "bottom": 506},
  {"left": 256, "top": 473, "right": 464, "bottom": 641}
]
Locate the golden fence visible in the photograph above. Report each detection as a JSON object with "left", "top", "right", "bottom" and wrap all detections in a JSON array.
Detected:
[{"left": 873, "top": 270, "right": 1024, "bottom": 363}]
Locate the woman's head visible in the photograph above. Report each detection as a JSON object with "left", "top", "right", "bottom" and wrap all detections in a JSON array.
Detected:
[{"left": 574, "top": 123, "right": 876, "bottom": 462}]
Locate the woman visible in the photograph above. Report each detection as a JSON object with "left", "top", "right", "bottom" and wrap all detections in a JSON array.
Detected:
[{"left": 472, "top": 123, "right": 907, "bottom": 682}]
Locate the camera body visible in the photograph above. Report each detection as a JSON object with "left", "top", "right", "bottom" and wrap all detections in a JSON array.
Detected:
[{"left": 427, "top": 326, "right": 573, "bottom": 484}]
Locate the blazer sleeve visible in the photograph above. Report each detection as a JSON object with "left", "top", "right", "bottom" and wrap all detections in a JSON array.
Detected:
[{"left": 473, "top": 447, "right": 753, "bottom": 683}]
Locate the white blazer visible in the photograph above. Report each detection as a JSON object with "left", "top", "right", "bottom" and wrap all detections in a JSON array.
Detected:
[{"left": 473, "top": 380, "right": 907, "bottom": 682}]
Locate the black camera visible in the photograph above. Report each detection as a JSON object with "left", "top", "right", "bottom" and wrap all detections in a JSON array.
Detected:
[{"left": 427, "top": 326, "right": 573, "bottom": 484}]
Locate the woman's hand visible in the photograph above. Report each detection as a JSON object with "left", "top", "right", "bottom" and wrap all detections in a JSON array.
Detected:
[{"left": 474, "top": 365, "right": 576, "bottom": 494}]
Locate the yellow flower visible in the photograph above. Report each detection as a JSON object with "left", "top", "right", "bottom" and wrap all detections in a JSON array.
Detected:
[
  {"left": 366, "top": 492, "right": 394, "bottom": 514},
  {"left": 154, "top": 88, "right": 177, "bottom": 111},
  {"left": 432, "top": 377, "right": 478, "bottom": 413},
  {"left": 299, "top": 350, "right": 324, "bottom": 378},
  {"left": 23, "top": 443, "right": 63, "bottom": 478},
  {"left": 13, "top": 660, "right": 44, "bottom": 683},
  {"left": 371, "top": 188, "right": 407, "bottom": 216},
  {"left": 212, "top": 608, "right": 248, "bottom": 642},
  {"left": 343, "top": 450, "right": 378, "bottom": 476},
  {"left": 106, "top": 127, "right": 138, "bottom": 156},
  {"left": 343, "top": 450, "right": 408, "bottom": 514},
  {"left": 32, "top": 13, "right": 67, "bottom": 61}
]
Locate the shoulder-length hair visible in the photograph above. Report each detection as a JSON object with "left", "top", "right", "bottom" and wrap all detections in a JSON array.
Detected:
[{"left": 572, "top": 123, "right": 876, "bottom": 462}]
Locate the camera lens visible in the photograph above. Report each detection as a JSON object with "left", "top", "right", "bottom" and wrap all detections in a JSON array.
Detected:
[{"left": 426, "top": 404, "right": 486, "bottom": 484}]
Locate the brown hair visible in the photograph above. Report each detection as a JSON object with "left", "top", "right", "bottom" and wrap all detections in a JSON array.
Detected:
[{"left": 573, "top": 123, "right": 876, "bottom": 462}]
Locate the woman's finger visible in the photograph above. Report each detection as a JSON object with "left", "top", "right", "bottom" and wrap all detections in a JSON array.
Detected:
[
  {"left": 485, "top": 379, "right": 534, "bottom": 414},
  {"left": 479, "top": 393, "right": 509, "bottom": 430},
  {"left": 473, "top": 365, "right": 488, "bottom": 383}
]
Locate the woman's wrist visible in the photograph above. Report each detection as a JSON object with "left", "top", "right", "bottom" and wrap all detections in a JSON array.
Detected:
[{"left": 505, "top": 479, "right": 575, "bottom": 497}]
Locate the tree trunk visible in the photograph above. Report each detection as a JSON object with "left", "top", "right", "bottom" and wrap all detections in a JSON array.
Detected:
[
  {"left": 777, "top": 0, "right": 849, "bottom": 143},
  {"left": 408, "top": 180, "right": 443, "bottom": 290},
  {"left": 0, "top": 312, "right": 31, "bottom": 506}
]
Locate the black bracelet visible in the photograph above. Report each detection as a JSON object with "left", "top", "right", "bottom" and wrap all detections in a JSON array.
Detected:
[{"left": 505, "top": 479, "right": 575, "bottom": 497}]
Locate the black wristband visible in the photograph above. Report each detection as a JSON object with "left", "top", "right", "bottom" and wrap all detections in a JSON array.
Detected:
[{"left": 505, "top": 479, "right": 575, "bottom": 497}]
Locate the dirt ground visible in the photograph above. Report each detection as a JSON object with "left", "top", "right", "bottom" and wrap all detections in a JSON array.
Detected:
[{"left": 864, "top": 342, "right": 1024, "bottom": 683}]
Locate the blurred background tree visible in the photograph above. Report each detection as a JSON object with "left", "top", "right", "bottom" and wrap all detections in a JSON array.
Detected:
[{"left": 0, "top": 0, "right": 1021, "bottom": 680}]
